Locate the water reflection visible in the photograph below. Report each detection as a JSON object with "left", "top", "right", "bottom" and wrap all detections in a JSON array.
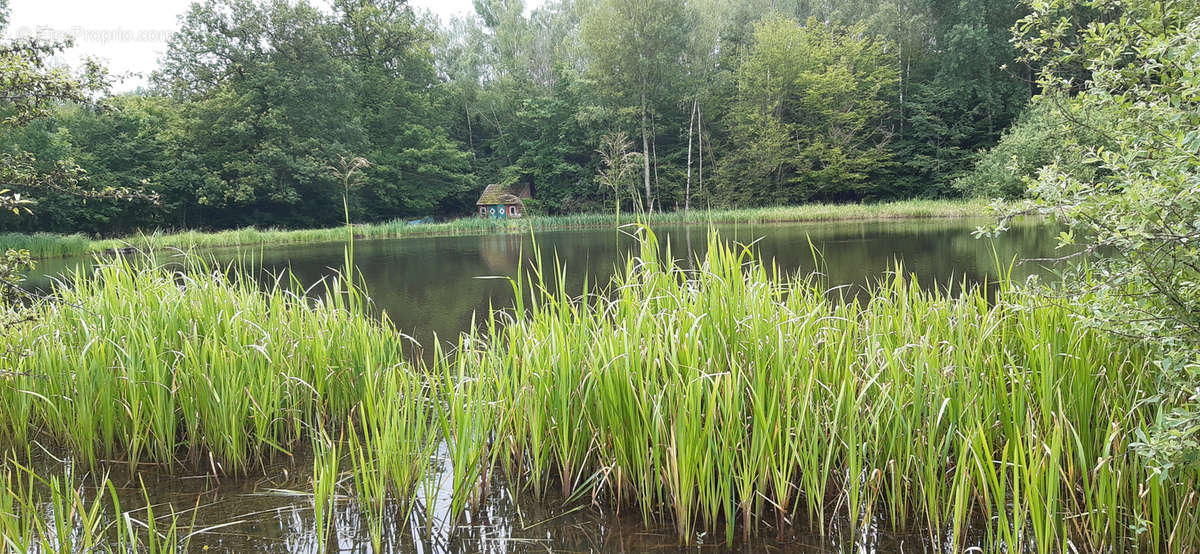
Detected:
[
  {"left": 21, "top": 219, "right": 1061, "bottom": 552},
  {"left": 29, "top": 217, "right": 1061, "bottom": 364},
  {"left": 63, "top": 444, "right": 948, "bottom": 553}
]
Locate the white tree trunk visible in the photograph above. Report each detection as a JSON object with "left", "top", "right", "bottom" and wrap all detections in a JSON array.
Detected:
[
  {"left": 697, "top": 102, "right": 704, "bottom": 200},
  {"left": 685, "top": 98, "right": 697, "bottom": 212},
  {"left": 641, "top": 92, "right": 652, "bottom": 213}
]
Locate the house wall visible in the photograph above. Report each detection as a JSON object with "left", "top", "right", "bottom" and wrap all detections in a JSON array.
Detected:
[{"left": 478, "top": 205, "right": 522, "bottom": 219}]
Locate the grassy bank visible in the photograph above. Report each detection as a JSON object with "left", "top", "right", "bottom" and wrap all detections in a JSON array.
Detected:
[
  {"left": 0, "top": 199, "right": 990, "bottom": 259},
  {"left": 1, "top": 228, "right": 1193, "bottom": 552}
]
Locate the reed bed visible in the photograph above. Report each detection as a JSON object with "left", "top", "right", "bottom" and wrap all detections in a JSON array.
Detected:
[
  {"left": 0, "top": 458, "right": 194, "bottom": 553},
  {"left": 0, "top": 253, "right": 418, "bottom": 474},
  {"left": 0, "top": 227, "right": 1194, "bottom": 552},
  {"left": 446, "top": 227, "right": 1198, "bottom": 552},
  {"left": 1, "top": 199, "right": 989, "bottom": 258},
  {"left": 0, "top": 232, "right": 93, "bottom": 258},
  {"left": 0, "top": 252, "right": 440, "bottom": 550}
]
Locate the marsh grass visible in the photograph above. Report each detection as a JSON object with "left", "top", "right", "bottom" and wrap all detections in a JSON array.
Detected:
[
  {"left": 0, "top": 457, "right": 195, "bottom": 553},
  {"left": 311, "top": 433, "right": 340, "bottom": 551},
  {"left": 0, "top": 252, "right": 410, "bottom": 474},
  {"left": 1, "top": 199, "right": 989, "bottom": 259},
  {"left": 347, "top": 371, "right": 440, "bottom": 550},
  {"left": 0, "top": 226, "right": 1196, "bottom": 552},
  {"left": 0, "top": 460, "right": 107, "bottom": 553},
  {"left": 443, "top": 226, "right": 1199, "bottom": 552}
]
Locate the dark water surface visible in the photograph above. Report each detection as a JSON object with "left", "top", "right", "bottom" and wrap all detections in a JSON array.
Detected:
[
  {"left": 24, "top": 218, "right": 1060, "bottom": 553},
  {"left": 32, "top": 218, "right": 1058, "bottom": 362}
]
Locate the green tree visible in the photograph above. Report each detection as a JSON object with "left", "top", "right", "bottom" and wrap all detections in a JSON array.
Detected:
[
  {"left": 156, "top": 0, "right": 471, "bottom": 228},
  {"left": 718, "top": 16, "right": 898, "bottom": 204},
  {"left": 906, "top": 0, "right": 1030, "bottom": 194},
  {"left": 581, "top": 0, "right": 695, "bottom": 212},
  {"left": 0, "top": 17, "right": 126, "bottom": 220},
  {"left": 157, "top": 0, "right": 360, "bottom": 228},
  {"left": 440, "top": 1, "right": 603, "bottom": 213},
  {"left": 0, "top": 0, "right": 138, "bottom": 306},
  {"left": 955, "top": 94, "right": 1114, "bottom": 199},
  {"left": 335, "top": 0, "right": 476, "bottom": 218},
  {"left": 0, "top": 96, "right": 170, "bottom": 234},
  {"left": 0, "top": 0, "right": 1078, "bottom": 232},
  {"left": 994, "top": 0, "right": 1200, "bottom": 468}
]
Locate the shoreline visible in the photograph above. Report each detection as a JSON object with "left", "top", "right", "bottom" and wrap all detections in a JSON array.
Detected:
[{"left": 0, "top": 199, "right": 994, "bottom": 259}]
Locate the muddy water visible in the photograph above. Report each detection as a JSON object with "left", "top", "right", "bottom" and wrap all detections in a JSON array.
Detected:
[
  {"left": 68, "top": 447, "right": 957, "bottom": 553},
  {"left": 23, "top": 218, "right": 1059, "bottom": 552}
]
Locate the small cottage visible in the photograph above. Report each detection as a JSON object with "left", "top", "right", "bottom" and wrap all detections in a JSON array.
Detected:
[{"left": 476, "top": 183, "right": 532, "bottom": 219}]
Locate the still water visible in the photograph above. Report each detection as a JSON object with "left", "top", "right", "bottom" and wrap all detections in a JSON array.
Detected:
[
  {"left": 25, "top": 218, "right": 1061, "bottom": 553},
  {"left": 34, "top": 217, "right": 1059, "bottom": 362}
]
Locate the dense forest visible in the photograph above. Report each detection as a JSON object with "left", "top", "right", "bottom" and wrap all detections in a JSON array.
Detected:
[{"left": 1, "top": 0, "right": 1034, "bottom": 235}]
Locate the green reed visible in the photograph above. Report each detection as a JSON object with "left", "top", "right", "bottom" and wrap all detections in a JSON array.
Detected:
[
  {"left": 0, "top": 249, "right": 442, "bottom": 550},
  {"left": 0, "top": 461, "right": 106, "bottom": 553},
  {"left": 1, "top": 226, "right": 1196, "bottom": 552},
  {"left": 0, "top": 458, "right": 194, "bottom": 553},
  {"left": 440, "top": 226, "right": 1199, "bottom": 552},
  {"left": 311, "top": 432, "right": 340, "bottom": 553},
  {"left": 0, "top": 252, "right": 409, "bottom": 474},
  {"left": 3, "top": 199, "right": 989, "bottom": 258},
  {"left": 347, "top": 370, "right": 440, "bottom": 550}
]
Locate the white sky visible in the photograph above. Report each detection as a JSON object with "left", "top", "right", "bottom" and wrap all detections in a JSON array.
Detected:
[{"left": 3, "top": 0, "right": 483, "bottom": 91}]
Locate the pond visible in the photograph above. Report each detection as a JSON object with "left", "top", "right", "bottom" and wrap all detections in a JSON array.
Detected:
[
  {"left": 29, "top": 217, "right": 1060, "bottom": 362},
  {"left": 21, "top": 217, "right": 1063, "bottom": 553}
]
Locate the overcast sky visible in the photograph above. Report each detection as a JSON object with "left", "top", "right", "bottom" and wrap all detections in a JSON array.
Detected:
[{"left": 3, "top": 0, "right": 484, "bottom": 90}]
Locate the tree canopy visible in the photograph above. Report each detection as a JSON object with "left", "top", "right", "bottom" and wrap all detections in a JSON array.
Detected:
[
  {"left": 717, "top": 16, "right": 898, "bottom": 205},
  {"left": 1, "top": 0, "right": 1034, "bottom": 235},
  {"left": 984, "top": 0, "right": 1200, "bottom": 469}
]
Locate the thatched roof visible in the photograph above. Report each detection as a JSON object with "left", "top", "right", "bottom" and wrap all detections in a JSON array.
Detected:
[{"left": 476, "top": 183, "right": 532, "bottom": 205}]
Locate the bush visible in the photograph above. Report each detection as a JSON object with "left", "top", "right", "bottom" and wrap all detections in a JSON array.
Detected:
[{"left": 956, "top": 95, "right": 1113, "bottom": 199}]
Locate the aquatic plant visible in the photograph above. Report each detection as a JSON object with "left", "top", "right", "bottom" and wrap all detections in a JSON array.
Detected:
[
  {"left": 311, "top": 433, "right": 340, "bottom": 552},
  {"left": 0, "top": 227, "right": 1194, "bottom": 552},
  {"left": 0, "top": 458, "right": 195, "bottom": 553},
  {"left": 443, "top": 227, "right": 1199, "bottom": 551},
  {"left": 1, "top": 199, "right": 990, "bottom": 259},
  {"left": 0, "top": 253, "right": 410, "bottom": 474}
]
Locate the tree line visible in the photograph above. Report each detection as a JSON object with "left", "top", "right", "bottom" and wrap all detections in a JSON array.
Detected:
[{"left": 0, "top": 0, "right": 1032, "bottom": 235}]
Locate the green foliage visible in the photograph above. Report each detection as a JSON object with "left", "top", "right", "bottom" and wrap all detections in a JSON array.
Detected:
[
  {"left": 717, "top": 16, "right": 898, "bottom": 204},
  {"left": 0, "top": 0, "right": 1039, "bottom": 234},
  {"left": 0, "top": 0, "right": 473, "bottom": 235},
  {"left": 486, "top": 72, "right": 600, "bottom": 213},
  {"left": 880, "top": 1, "right": 1032, "bottom": 197},
  {"left": 0, "top": 247, "right": 31, "bottom": 313},
  {"left": 2, "top": 230, "right": 1195, "bottom": 550},
  {"left": 581, "top": 0, "right": 696, "bottom": 210},
  {"left": 0, "top": 97, "right": 167, "bottom": 234},
  {"left": 156, "top": 0, "right": 472, "bottom": 229},
  {"left": 0, "top": 253, "right": 405, "bottom": 471},
  {"left": 0, "top": 13, "right": 146, "bottom": 325},
  {"left": 0, "top": 30, "right": 139, "bottom": 224},
  {"left": 449, "top": 228, "right": 1194, "bottom": 549},
  {"left": 956, "top": 95, "right": 1113, "bottom": 199},
  {"left": 992, "top": 0, "right": 1200, "bottom": 470}
]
